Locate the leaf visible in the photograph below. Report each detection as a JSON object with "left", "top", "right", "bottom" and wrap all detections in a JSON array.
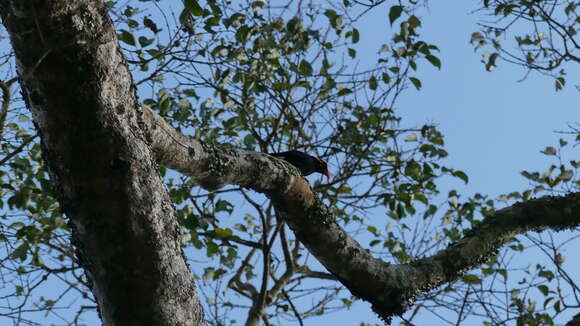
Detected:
[
  {"left": 425, "top": 54, "right": 441, "bottom": 69},
  {"left": 408, "top": 15, "right": 421, "bottom": 29},
  {"left": 215, "top": 199, "right": 233, "bottom": 214},
  {"left": 243, "top": 134, "right": 256, "bottom": 149},
  {"left": 486, "top": 53, "right": 499, "bottom": 71},
  {"left": 409, "top": 77, "right": 422, "bottom": 90},
  {"left": 368, "top": 75, "right": 378, "bottom": 90},
  {"left": 118, "top": 30, "right": 136, "bottom": 46},
  {"left": 351, "top": 28, "right": 360, "bottom": 43},
  {"left": 382, "top": 72, "right": 391, "bottom": 84},
  {"left": 404, "top": 133, "right": 417, "bottom": 142},
  {"left": 11, "top": 243, "right": 29, "bottom": 262},
  {"left": 470, "top": 32, "right": 484, "bottom": 43},
  {"left": 541, "top": 146, "right": 557, "bottom": 155},
  {"left": 543, "top": 297, "right": 554, "bottom": 309},
  {"left": 555, "top": 300, "right": 562, "bottom": 313},
  {"left": 348, "top": 48, "right": 356, "bottom": 58},
  {"left": 214, "top": 227, "right": 233, "bottom": 238},
  {"left": 206, "top": 241, "right": 219, "bottom": 257},
  {"left": 555, "top": 77, "right": 565, "bottom": 91},
  {"left": 298, "top": 60, "right": 313, "bottom": 76},
  {"left": 559, "top": 170, "right": 573, "bottom": 181},
  {"left": 367, "top": 225, "right": 378, "bottom": 236},
  {"left": 462, "top": 274, "right": 482, "bottom": 284},
  {"left": 453, "top": 170, "right": 469, "bottom": 184},
  {"left": 537, "top": 285, "right": 549, "bottom": 296},
  {"left": 337, "top": 88, "right": 353, "bottom": 96},
  {"left": 369, "top": 239, "right": 380, "bottom": 247},
  {"left": 496, "top": 268, "right": 507, "bottom": 280},
  {"left": 184, "top": 0, "right": 204, "bottom": 16},
  {"left": 389, "top": 5, "right": 404, "bottom": 26},
  {"left": 138, "top": 36, "right": 154, "bottom": 48}
]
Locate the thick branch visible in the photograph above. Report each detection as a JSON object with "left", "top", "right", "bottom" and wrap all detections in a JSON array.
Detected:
[
  {"left": 143, "top": 105, "right": 580, "bottom": 322},
  {"left": 0, "top": 1, "right": 204, "bottom": 325}
]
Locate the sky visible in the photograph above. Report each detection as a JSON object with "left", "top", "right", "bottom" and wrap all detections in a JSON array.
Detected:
[
  {"left": 2, "top": 1, "right": 578, "bottom": 325},
  {"left": 291, "top": 1, "right": 579, "bottom": 325},
  {"left": 311, "top": 2, "right": 579, "bottom": 325}
]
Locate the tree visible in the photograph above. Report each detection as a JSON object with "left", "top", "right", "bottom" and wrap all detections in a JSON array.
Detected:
[{"left": 0, "top": 0, "right": 578, "bottom": 325}]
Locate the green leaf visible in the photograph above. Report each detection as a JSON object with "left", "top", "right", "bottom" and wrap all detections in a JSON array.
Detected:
[
  {"left": 184, "top": 0, "right": 204, "bottom": 16},
  {"left": 539, "top": 270, "right": 554, "bottom": 281},
  {"left": 462, "top": 274, "right": 482, "bottom": 284},
  {"left": 537, "top": 285, "right": 549, "bottom": 296},
  {"left": 486, "top": 53, "right": 499, "bottom": 72},
  {"left": 215, "top": 199, "right": 233, "bottom": 214},
  {"left": 337, "top": 88, "right": 353, "bottom": 96},
  {"left": 118, "top": 30, "right": 136, "bottom": 46},
  {"left": 214, "top": 227, "right": 233, "bottom": 238},
  {"left": 555, "top": 300, "right": 562, "bottom": 312},
  {"left": 206, "top": 241, "right": 219, "bottom": 257},
  {"left": 243, "top": 134, "right": 256, "bottom": 149},
  {"left": 382, "top": 72, "right": 391, "bottom": 84},
  {"left": 496, "top": 268, "right": 507, "bottom": 280},
  {"left": 351, "top": 28, "right": 360, "bottom": 43},
  {"left": 405, "top": 133, "right": 417, "bottom": 142},
  {"left": 389, "top": 6, "right": 404, "bottom": 26},
  {"left": 409, "top": 77, "right": 421, "bottom": 90},
  {"left": 11, "top": 243, "right": 29, "bottom": 262},
  {"left": 368, "top": 75, "right": 378, "bottom": 90},
  {"left": 298, "top": 60, "right": 313, "bottom": 76},
  {"left": 138, "top": 36, "right": 154, "bottom": 48},
  {"left": 453, "top": 170, "right": 469, "bottom": 184},
  {"left": 341, "top": 298, "right": 353, "bottom": 308},
  {"left": 543, "top": 297, "right": 554, "bottom": 310},
  {"left": 369, "top": 239, "right": 380, "bottom": 247},
  {"left": 555, "top": 77, "right": 565, "bottom": 91},
  {"left": 348, "top": 48, "right": 356, "bottom": 58},
  {"left": 425, "top": 54, "right": 441, "bottom": 69},
  {"left": 559, "top": 170, "right": 573, "bottom": 181},
  {"left": 408, "top": 15, "right": 421, "bottom": 29},
  {"left": 541, "top": 146, "right": 557, "bottom": 155}
]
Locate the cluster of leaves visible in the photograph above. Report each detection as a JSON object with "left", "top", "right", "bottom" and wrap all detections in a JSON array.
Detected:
[
  {"left": 471, "top": 0, "right": 579, "bottom": 90},
  {"left": 418, "top": 131, "right": 580, "bottom": 326}
]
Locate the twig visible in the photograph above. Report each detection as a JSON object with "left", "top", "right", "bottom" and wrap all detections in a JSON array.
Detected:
[{"left": 0, "top": 134, "right": 39, "bottom": 166}]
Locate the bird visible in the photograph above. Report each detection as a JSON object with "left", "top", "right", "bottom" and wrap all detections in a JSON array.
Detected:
[{"left": 271, "top": 150, "right": 330, "bottom": 179}]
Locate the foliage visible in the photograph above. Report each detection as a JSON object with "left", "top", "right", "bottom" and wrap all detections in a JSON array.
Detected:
[{"left": 471, "top": 0, "right": 579, "bottom": 90}]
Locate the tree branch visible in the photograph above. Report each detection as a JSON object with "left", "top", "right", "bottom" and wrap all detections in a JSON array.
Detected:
[{"left": 143, "top": 104, "right": 580, "bottom": 322}]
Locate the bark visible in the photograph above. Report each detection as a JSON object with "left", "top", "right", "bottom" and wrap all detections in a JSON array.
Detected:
[
  {"left": 143, "top": 104, "right": 580, "bottom": 322},
  {"left": 566, "top": 313, "right": 580, "bottom": 326},
  {"left": 0, "top": 1, "right": 204, "bottom": 326}
]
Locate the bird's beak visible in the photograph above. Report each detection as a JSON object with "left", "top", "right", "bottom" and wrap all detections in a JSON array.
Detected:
[{"left": 323, "top": 170, "right": 331, "bottom": 179}]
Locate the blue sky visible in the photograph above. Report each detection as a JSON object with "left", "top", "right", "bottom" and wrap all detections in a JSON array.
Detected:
[{"left": 297, "top": 2, "right": 579, "bottom": 325}]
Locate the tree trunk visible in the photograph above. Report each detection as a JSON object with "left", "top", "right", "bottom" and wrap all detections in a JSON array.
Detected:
[{"left": 0, "top": 1, "right": 205, "bottom": 325}]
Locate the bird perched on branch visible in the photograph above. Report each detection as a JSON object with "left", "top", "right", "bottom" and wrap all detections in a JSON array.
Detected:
[{"left": 271, "top": 150, "right": 331, "bottom": 179}]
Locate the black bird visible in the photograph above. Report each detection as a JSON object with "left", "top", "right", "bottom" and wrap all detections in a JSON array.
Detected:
[{"left": 271, "top": 150, "right": 330, "bottom": 179}]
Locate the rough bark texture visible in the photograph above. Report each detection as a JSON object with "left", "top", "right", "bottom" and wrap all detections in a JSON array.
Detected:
[
  {"left": 0, "top": 1, "right": 205, "bottom": 325},
  {"left": 143, "top": 104, "right": 580, "bottom": 322}
]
